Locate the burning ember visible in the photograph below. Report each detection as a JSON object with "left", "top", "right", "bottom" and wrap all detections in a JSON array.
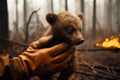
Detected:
[{"left": 96, "top": 36, "right": 120, "bottom": 48}]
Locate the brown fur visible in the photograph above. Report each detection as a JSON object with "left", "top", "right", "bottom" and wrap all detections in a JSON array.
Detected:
[{"left": 41, "top": 11, "right": 84, "bottom": 80}]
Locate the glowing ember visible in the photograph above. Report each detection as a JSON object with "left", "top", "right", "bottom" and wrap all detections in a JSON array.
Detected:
[{"left": 96, "top": 37, "right": 120, "bottom": 48}]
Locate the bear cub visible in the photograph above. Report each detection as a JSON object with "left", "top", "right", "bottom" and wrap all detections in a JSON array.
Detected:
[{"left": 41, "top": 11, "right": 84, "bottom": 80}]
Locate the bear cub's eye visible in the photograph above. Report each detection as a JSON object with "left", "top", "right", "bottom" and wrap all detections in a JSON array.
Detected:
[{"left": 67, "top": 27, "right": 76, "bottom": 35}]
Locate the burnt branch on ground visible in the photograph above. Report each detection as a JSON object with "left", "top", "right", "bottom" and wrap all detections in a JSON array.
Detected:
[
  {"left": 75, "top": 61, "right": 120, "bottom": 80},
  {"left": 77, "top": 48, "right": 120, "bottom": 52}
]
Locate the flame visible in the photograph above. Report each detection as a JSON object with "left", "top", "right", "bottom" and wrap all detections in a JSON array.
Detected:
[{"left": 96, "top": 36, "right": 120, "bottom": 48}]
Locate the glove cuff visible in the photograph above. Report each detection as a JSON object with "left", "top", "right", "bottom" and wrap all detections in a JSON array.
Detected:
[
  {"left": 19, "top": 54, "right": 33, "bottom": 77},
  {"left": 10, "top": 56, "right": 29, "bottom": 80}
]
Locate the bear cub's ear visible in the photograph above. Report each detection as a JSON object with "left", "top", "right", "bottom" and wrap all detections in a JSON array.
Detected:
[
  {"left": 46, "top": 13, "right": 58, "bottom": 25},
  {"left": 78, "top": 12, "right": 84, "bottom": 21}
]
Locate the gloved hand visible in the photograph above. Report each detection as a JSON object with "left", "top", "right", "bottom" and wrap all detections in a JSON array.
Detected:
[{"left": 19, "top": 35, "right": 75, "bottom": 77}]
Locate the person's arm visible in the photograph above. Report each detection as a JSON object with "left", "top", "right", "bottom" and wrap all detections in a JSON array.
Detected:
[{"left": 0, "top": 35, "right": 75, "bottom": 80}]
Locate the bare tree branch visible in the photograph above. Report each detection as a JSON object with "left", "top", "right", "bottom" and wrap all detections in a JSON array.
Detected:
[{"left": 24, "top": 8, "right": 40, "bottom": 43}]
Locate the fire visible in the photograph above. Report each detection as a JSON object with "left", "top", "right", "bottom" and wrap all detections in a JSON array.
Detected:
[{"left": 96, "top": 36, "right": 120, "bottom": 48}]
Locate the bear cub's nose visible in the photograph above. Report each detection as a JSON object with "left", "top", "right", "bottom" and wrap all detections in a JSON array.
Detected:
[{"left": 76, "top": 38, "right": 84, "bottom": 45}]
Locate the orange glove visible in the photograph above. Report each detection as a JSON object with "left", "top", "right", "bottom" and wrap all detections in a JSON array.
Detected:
[{"left": 19, "top": 35, "right": 75, "bottom": 77}]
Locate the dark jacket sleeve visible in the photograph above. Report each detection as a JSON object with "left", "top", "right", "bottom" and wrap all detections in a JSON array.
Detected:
[{"left": 0, "top": 54, "right": 28, "bottom": 80}]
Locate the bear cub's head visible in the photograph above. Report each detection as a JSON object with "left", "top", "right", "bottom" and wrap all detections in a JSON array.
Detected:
[{"left": 46, "top": 11, "right": 84, "bottom": 45}]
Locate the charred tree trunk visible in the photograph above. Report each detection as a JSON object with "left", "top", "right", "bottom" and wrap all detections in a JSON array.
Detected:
[
  {"left": 117, "top": 0, "right": 120, "bottom": 33},
  {"left": 24, "top": 0, "right": 28, "bottom": 43},
  {"left": 81, "top": 0, "right": 85, "bottom": 35},
  {"left": 0, "top": 0, "right": 9, "bottom": 53},
  {"left": 107, "top": 0, "right": 112, "bottom": 33},
  {"left": 15, "top": 0, "right": 18, "bottom": 32},
  {"left": 51, "top": 0, "right": 54, "bottom": 12},
  {"left": 0, "top": 0, "right": 9, "bottom": 39},
  {"left": 65, "top": 0, "right": 68, "bottom": 11},
  {"left": 92, "top": 0, "right": 96, "bottom": 38}
]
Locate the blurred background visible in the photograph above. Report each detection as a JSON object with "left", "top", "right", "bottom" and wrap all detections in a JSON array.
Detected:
[
  {"left": 7, "top": 0, "right": 120, "bottom": 40},
  {"left": 0, "top": 0, "right": 120, "bottom": 42},
  {"left": 0, "top": 0, "right": 120, "bottom": 79}
]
